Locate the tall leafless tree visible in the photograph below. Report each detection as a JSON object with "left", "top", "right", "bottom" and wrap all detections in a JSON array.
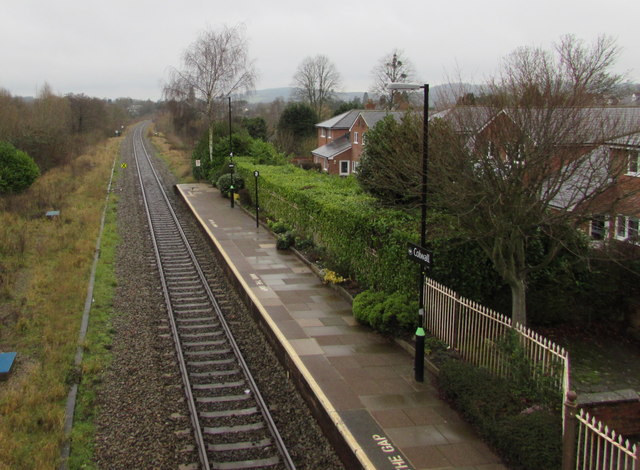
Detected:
[
  {"left": 292, "top": 55, "right": 341, "bottom": 119},
  {"left": 370, "top": 49, "right": 417, "bottom": 110},
  {"left": 164, "top": 24, "right": 256, "bottom": 161},
  {"left": 556, "top": 34, "right": 624, "bottom": 99},
  {"left": 359, "top": 35, "right": 631, "bottom": 326},
  {"left": 431, "top": 35, "right": 630, "bottom": 326}
]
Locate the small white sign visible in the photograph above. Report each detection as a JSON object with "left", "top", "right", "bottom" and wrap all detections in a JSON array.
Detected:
[{"left": 195, "top": 160, "right": 201, "bottom": 167}]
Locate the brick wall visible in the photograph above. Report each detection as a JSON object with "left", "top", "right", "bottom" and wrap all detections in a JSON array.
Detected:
[{"left": 578, "top": 389, "right": 640, "bottom": 437}]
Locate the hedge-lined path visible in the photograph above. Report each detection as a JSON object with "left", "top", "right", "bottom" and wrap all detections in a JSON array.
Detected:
[{"left": 177, "top": 183, "right": 506, "bottom": 470}]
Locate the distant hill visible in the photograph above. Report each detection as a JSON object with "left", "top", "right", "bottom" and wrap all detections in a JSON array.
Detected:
[
  {"left": 238, "top": 85, "right": 484, "bottom": 107},
  {"left": 239, "top": 87, "right": 293, "bottom": 103},
  {"left": 238, "top": 87, "right": 369, "bottom": 105}
]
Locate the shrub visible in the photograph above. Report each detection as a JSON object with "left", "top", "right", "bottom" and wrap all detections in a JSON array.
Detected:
[
  {"left": 216, "top": 173, "right": 244, "bottom": 198},
  {"left": 353, "top": 290, "right": 418, "bottom": 335},
  {"left": 294, "top": 237, "right": 314, "bottom": 250},
  {"left": 267, "top": 220, "right": 290, "bottom": 234},
  {"left": 0, "top": 141, "right": 40, "bottom": 194},
  {"left": 353, "top": 290, "right": 386, "bottom": 328},
  {"left": 299, "top": 161, "right": 322, "bottom": 171},
  {"left": 438, "top": 360, "right": 562, "bottom": 470},
  {"left": 248, "top": 139, "right": 287, "bottom": 165},
  {"left": 493, "top": 411, "right": 562, "bottom": 470},
  {"left": 322, "top": 269, "right": 345, "bottom": 285},
  {"left": 276, "top": 231, "right": 295, "bottom": 250}
]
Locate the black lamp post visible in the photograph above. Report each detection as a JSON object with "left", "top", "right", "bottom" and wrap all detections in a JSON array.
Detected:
[
  {"left": 228, "top": 96, "right": 235, "bottom": 208},
  {"left": 388, "top": 82, "right": 429, "bottom": 382}
]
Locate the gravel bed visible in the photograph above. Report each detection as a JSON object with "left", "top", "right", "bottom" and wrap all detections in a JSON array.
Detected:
[{"left": 92, "top": 126, "right": 344, "bottom": 469}]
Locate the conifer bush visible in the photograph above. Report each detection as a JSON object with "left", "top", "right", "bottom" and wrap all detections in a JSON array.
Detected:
[{"left": 0, "top": 141, "right": 40, "bottom": 194}]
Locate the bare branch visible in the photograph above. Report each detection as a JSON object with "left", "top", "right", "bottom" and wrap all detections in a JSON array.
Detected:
[
  {"left": 162, "top": 24, "right": 257, "bottom": 160},
  {"left": 369, "top": 49, "right": 417, "bottom": 110},
  {"left": 292, "top": 55, "right": 341, "bottom": 119}
]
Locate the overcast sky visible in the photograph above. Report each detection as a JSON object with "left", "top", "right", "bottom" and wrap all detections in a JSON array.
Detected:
[{"left": 2, "top": 0, "right": 638, "bottom": 101}]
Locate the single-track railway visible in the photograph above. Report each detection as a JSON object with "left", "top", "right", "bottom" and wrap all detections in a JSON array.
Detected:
[{"left": 131, "top": 123, "right": 295, "bottom": 470}]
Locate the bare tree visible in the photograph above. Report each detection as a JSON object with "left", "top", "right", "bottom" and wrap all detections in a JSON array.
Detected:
[
  {"left": 292, "top": 55, "right": 341, "bottom": 119},
  {"left": 430, "top": 35, "right": 629, "bottom": 326},
  {"left": 359, "top": 35, "right": 631, "bottom": 326},
  {"left": 164, "top": 24, "right": 256, "bottom": 161},
  {"left": 370, "top": 49, "right": 416, "bottom": 109},
  {"left": 556, "top": 34, "right": 624, "bottom": 99}
]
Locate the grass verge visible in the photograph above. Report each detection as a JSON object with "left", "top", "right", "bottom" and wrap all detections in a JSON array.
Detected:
[
  {"left": 0, "top": 138, "right": 121, "bottom": 470},
  {"left": 67, "top": 181, "right": 120, "bottom": 469},
  {"left": 148, "top": 125, "right": 196, "bottom": 184}
]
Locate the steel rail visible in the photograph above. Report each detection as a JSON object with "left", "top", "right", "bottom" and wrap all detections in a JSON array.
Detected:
[
  {"left": 132, "top": 124, "right": 211, "bottom": 470},
  {"left": 131, "top": 122, "right": 295, "bottom": 470}
]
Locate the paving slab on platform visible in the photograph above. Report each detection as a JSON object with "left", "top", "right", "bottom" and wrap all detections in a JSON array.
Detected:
[{"left": 176, "top": 183, "right": 506, "bottom": 470}]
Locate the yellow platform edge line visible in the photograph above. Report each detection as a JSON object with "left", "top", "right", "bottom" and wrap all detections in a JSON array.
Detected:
[{"left": 177, "top": 184, "right": 375, "bottom": 470}]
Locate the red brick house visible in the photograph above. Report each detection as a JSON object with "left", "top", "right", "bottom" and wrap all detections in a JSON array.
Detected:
[
  {"left": 311, "top": 110, "right": 402, "bottom": 175},
  {"left": 583, "top": 131, "right": 640, "bottom": 243},
  {"left": 435, "top": 106, "right": 640, "bottom": 245}
]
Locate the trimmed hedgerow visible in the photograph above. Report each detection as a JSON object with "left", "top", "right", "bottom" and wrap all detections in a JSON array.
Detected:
[{"left": 235, "top": 160, "right": 421, "bottom": 295}]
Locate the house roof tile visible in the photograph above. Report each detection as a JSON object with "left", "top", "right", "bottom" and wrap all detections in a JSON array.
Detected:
[
  {"left": 315, "top": 110, "right": 403, "bottom": 130},
  {"left": 311, "top": 135, "right": 351, "bottom": 159}
]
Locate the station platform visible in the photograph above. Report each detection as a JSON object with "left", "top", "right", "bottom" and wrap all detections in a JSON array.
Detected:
[{"left": 176, "top": 183, "right": 506, "bottom": 470}]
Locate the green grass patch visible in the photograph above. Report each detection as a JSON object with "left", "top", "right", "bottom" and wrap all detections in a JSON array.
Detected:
[
  {"left": 67, "top": 181, "right": 120, "bottom": 469},
  {"left": 0, "top": 138, "right": 121, "bottom": 469},
  {"left": 149, "top": 127, "right": 196, "bottom": 184}
]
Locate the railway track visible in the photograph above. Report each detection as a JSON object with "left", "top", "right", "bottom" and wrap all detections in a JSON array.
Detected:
[{"left": 131, "top": 122, "right": 296, "bottom": 470}]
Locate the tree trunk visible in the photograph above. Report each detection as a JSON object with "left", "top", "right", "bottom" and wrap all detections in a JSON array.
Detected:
[
  {"left": 510, "top": 277, "right": 527, "bottom": 326},
  {"left": 208, "top": 124, "right": 213, "bottom": 162}
]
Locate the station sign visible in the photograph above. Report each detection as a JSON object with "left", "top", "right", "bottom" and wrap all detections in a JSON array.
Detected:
[{"left": 407, "top": 242, "right": 432, "bottom": 266}]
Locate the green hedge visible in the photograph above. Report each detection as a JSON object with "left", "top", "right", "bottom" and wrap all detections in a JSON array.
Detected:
[
  {"left": 438, "top": 360, "right": 562, "bottom": 470},
  {"left": 233, "top": 159, "right": 629, "bottom": 327},
  {"left": 236, "top": 160, "right": 422, "bottom": 294}
]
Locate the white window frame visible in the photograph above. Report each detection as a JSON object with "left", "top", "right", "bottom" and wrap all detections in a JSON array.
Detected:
[
  {"left": 590, "top": 216, "right": 608, "bottom": 240},
  {"left": 339, "top": 160, "right": 350, "bottom": 176},
  {"left": 352, "top": 161, "right": 360, "bottom": 174},
  {"left": 362, "top": 132, "right": 367, "bottom": 145},
  {"left": 626, "top": 150, "right": 640, "bottom": 176},
  {"left": 354, "top": 131, "right": 359, "bottom": 144},
  {"left": 321, "top": 127, "right": 326, "bottom": 138},
  {"left": 615, "top": 215, "right": 639, "bottom": 241},
  {"left": 487, "top": 141, "right": 497, "bottom": 158}
]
